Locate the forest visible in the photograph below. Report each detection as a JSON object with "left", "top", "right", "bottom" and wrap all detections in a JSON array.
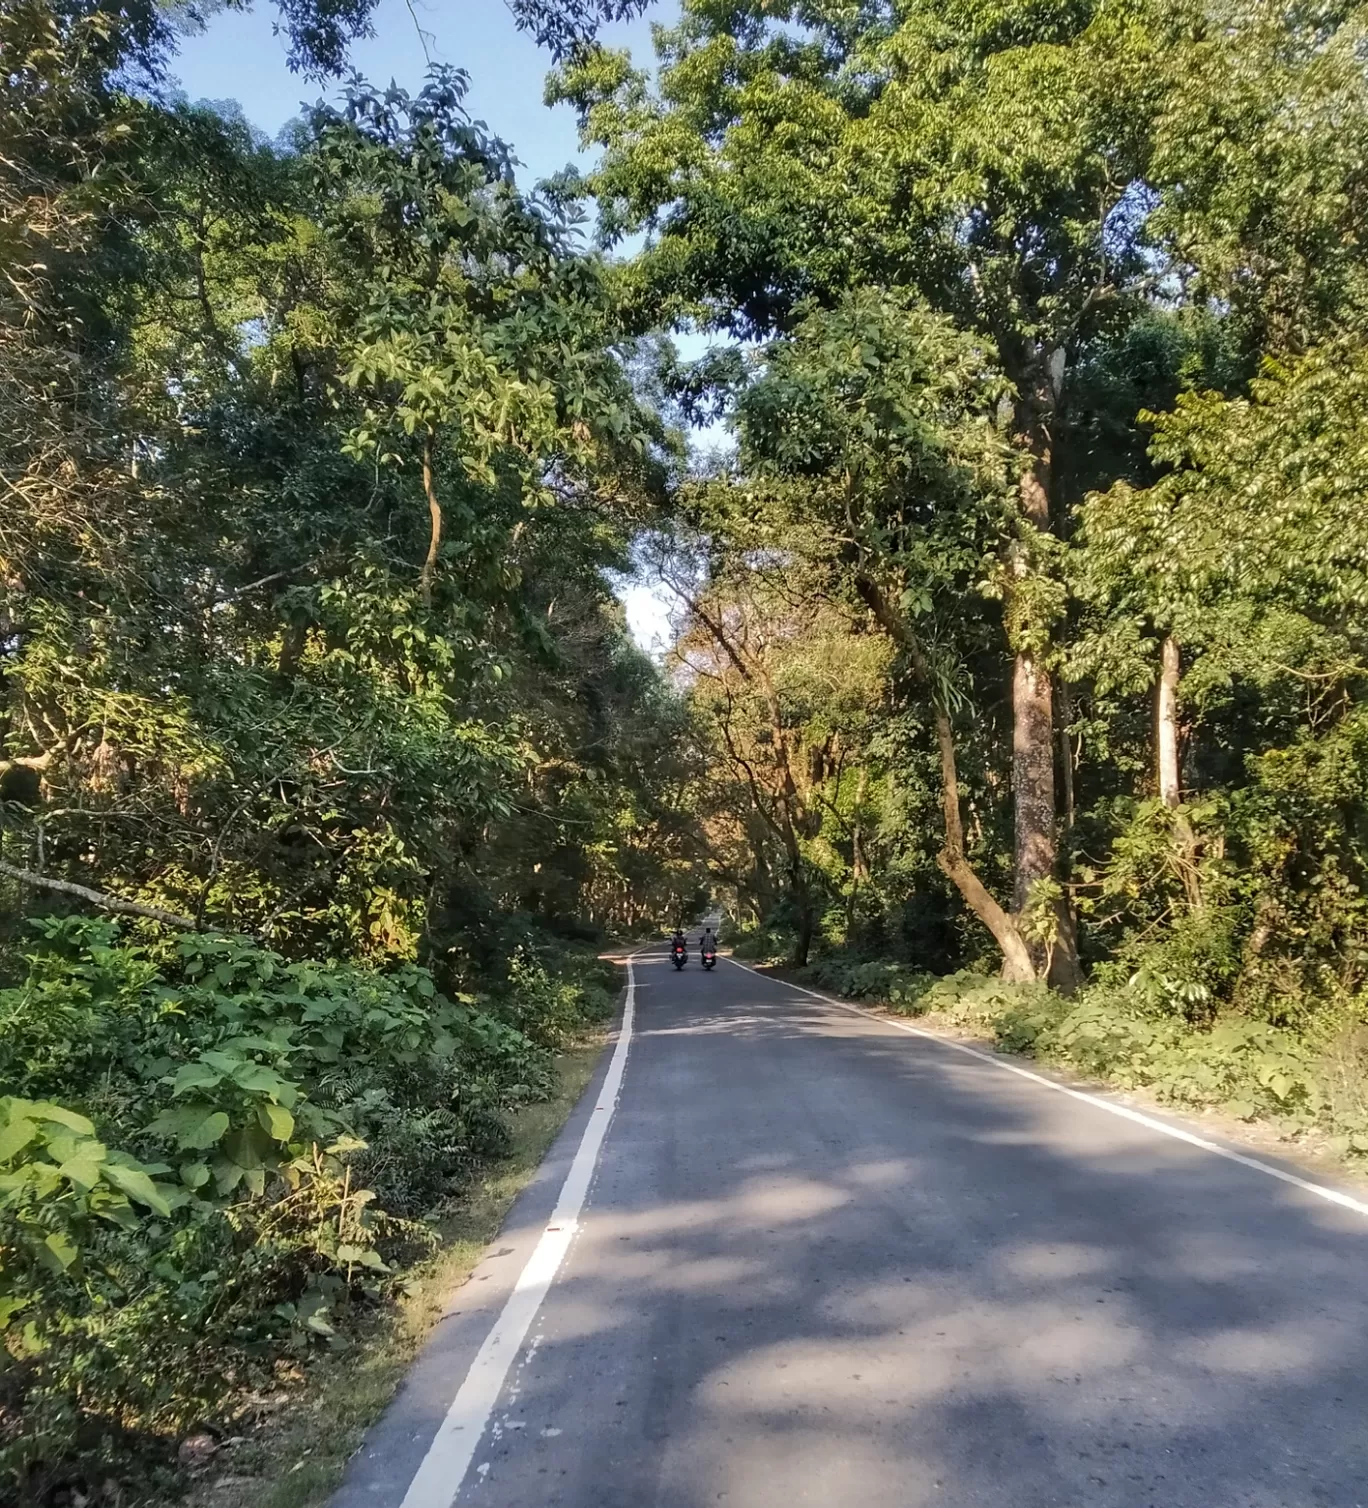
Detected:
[{"left": 3, "top": 0, "right": 1368, "bottom": 1498}]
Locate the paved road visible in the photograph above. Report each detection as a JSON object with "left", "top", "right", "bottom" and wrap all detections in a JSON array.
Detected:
[{"left": 336, "top": 947, "right": 1368, "bottom": 1508}]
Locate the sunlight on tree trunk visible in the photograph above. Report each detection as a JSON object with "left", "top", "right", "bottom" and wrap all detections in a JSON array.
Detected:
[
  {"left": 1157, "top": 635, "right": 1182, "bottom": 809},
  {"left": 1157, "top": 634, "right": 1202, "bottom": 909},
  {"left": 420, "top": 431, "right": 442, "bottom": 601},
  {"left": 933, "top": 706, "right": 1037, "bottom": 983}
]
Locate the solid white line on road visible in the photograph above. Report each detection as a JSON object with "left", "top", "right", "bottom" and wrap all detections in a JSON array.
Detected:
[
  {"left": 398, "top": 956, "right": 640, "bottom": 1508},
  {"left": 725, "top": 955, "right": 1368, "bottom": 1221}
]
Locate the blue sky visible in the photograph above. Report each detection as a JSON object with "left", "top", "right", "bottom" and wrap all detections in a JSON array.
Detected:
[
  {"left": 171, "top": 0, "right": 675, "bottom": 184},
  {"left": 170, "top": 0, "right": 686, "bottom": 653}
]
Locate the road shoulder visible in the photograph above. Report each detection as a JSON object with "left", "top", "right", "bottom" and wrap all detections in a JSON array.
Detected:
[
  {"left": 745, "top": 956, "right": 1368, "bottom": 1208},
  {"left": 173, "top": 1028, "right": 618, "bottom": 1508}
]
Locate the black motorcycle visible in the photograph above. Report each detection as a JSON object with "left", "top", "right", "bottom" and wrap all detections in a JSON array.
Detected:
[
  {"left": 701, "top": 945, "right": 717, "bottom": 970},
  {"left": 671, "top": 941, "right": 687, "bottom": 970}
]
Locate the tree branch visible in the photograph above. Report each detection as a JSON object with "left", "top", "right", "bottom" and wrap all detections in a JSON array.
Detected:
[{"left": 0, "top": 860, "right": 206, "bottom": 930}]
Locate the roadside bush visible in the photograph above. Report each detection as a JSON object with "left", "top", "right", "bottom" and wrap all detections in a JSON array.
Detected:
[
  {"left": 913, "top": 972, "right": 1059, "bottom": 1038},
  {"left": 726, "top": 921, "right": 792, "bottom": 962},
  {"left": 802, "top": 957, "right": 934, "bottom": 1009},
  {"left": 487, "top": 946, "right": 617, "bottom": 1049},
  {"left": 0, "top": 918, "right": 615, "bottom": 1497},
  {"left": 801, "top": 950, "right": 1366, "bottom": 1143}
]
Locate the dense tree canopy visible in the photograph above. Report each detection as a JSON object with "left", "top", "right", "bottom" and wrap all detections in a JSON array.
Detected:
[
  {"left": 555, "top": 0, "right": 1368, "bottom": 986},
  {"left": 0, "top": 4, "right": 705, "bottom": 1492},
  {"left": 6, "top": 0, "right": 1368, "bottom": 1495}
]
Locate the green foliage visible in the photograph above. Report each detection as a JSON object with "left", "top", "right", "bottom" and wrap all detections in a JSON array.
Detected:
[
  {"left": 0, "top": 917, "right": 618, "bottom": 1491},
  {"left": 12, "top": 0, "right": 1368, "bottom": 1489},
  {"left": 604, "top": 0, "right": 1368, "bottom": 1038},
  {"left": 1, "top": 39, "right": 704, "bottom": 963},
  {"left": 727, "top": 921, "right": 795, "bottom": 964},
  {"left": 802, "top": 957, "right": 935, "bottom": 1011},
  {"left": 805, "top": 951, "right": 1362, "bottom": 1141}
]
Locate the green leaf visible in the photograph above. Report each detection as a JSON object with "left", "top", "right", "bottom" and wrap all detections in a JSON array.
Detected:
[
  {"left": 58, "top": 1148, "right": 106, "bottom": 1192},
  {"left": 233, "top": 1063, "right": 289, "bottom": 1098},
  {"left": 212, "top": 1157, "right": 246, "bottom": 1195},
  {"left": 221, "top": 1125, "right": 271, "bottom": 1173},
  {"left": 148, "top": 1105, "right": 230, "bottom": 1151},
  {"left": 338, "top": 1243, "right": 389, "bottom": 1272},
  {"left": 172, "top": 1061, "right": 226, "bottom": 1095},
  {"left": 257, "top": 1103, "right": 295, "bottom": 1142},
  {"left": 0, "top": 1116, "right": 37, "bottom": 1164},
  {"left": 27, "top": 1102, "right": 96, "bottom": 1134},
  {"left": 0, "top": 1294, "right": 30, "bottom": 1327},
  {"left": 41, "top": 1230, "right": 79, "bottom": 1272},
  {"left": 102, "top": 1161, "right": 172, "bottom": 1216}
]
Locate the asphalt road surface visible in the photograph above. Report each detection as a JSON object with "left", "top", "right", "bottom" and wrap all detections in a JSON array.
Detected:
[{"left": 334, "top": 944, "right": 1368, "bottom": 1508}]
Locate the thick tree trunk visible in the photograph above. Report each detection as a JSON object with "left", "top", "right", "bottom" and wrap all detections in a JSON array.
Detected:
[
  {"left": 1156, "top": 634, "right": 1202, "bottom": 909},
  {"left": 1157, "top": 634, "right": 1182, "bottom": 809},
  {"left": 793, "top": 895, "right": 815, "bottom": 968},
  {"left": 1011, "top": 399, "right": 1081, "bottom": 992},
  {"left": 1011, "top": 646, "right": 1079, "bottom": 988},
  {"left": 852, "top": 573, "right": 1035, "bottom": 982},
  {"left": 1011, "top": 648, "right": 1057, "bottom": 913},
  {"left": 777, "top": 797, "right": 815, "bottom": 966},
  {"left": 846, "top": 765, "right": 869, "bottom": 938},
  {"left": 1057, "top": 675, "right": 1077, "bottom": 836}
]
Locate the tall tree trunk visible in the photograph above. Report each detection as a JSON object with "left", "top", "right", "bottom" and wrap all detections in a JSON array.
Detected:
[
  {"left": 793, "top": 892, "right": 815, "bottom": 968},
  {"left": 933, "top": 705, "right": 1036, "bottom": 983},
  {"left": 777, "top": 798, "right": 815, "bottom": 966},
  {"left": 1011, "top": 647, "right": 1057, "bottom": 913},
  {"left": 1156, "top": 633, "right": 1202, "bottom": 909},
  {"left": 1012, "top": 383, "right": 1081, "bottom": 992},
  {"left": 1156, "top": 634, "right": 1182, "bottom": 809},
  {"left": 854, "top": 573, "right": 1035, "bottom": 982},
  {"left": 1057, "top": 675, "right": 1077, "bottom": 836},
  {"left": 846, "top": 765, "right": 869, "bottom": 939},
  {"left": 1012, "top": 646, "right": 1080, "bottom": 987}
]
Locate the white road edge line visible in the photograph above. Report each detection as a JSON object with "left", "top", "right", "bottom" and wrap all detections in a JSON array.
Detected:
[
  {"left": 725, "top": 954, "right": 1368, "bottom": 1220},
  {"left": 397, "top": 953, "right": 641, "bottom": 1508}
]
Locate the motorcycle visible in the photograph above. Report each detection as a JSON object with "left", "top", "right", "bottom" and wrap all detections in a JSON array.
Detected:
[
  {"left": 671, "top": 942, "right": 687, "bottom": 970},
  {"left": 701, "top": 944, "right": 717, "bottom": 970}
]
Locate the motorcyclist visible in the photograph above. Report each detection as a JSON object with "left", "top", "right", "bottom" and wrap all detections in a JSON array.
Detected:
[
  {"left": 701, "top": 925, "right": 717, "bottom": 957},
  {"left": 671, "top": 927, "right": 687, "bottom": 956}
]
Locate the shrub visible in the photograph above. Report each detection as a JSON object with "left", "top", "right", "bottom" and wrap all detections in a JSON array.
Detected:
[
  {"left": 803, "top": 957, "right": 934, "bottom": 1009},
  {"left": 0, "top": 917, "right": 614, "bottom": 1495},
  {"left": 488, "top": 946, "right": 617, "bottom": 1050},
  {"left": 798, "top": 948, "right": 1358, "bottom": 1140},
  {"left": 727, "top": 921, "right": 792, "bottom": 963}
]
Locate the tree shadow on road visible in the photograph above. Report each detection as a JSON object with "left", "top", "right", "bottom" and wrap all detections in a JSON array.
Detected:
[{"left": 472, "top": 956, "right": 1368, "bottom": 1507}]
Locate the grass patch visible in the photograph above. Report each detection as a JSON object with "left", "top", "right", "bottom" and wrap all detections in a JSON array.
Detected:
[{"left": 177, "top": 1039, "right": 607, "bottom": 1508}]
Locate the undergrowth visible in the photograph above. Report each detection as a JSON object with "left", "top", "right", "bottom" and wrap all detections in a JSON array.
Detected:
[
  {"left": 0, "top": 918, "right": 617, "bottom": 1502},
  {"left": 794, "top": 953, "right": 1368, "bottom": 1157}
]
